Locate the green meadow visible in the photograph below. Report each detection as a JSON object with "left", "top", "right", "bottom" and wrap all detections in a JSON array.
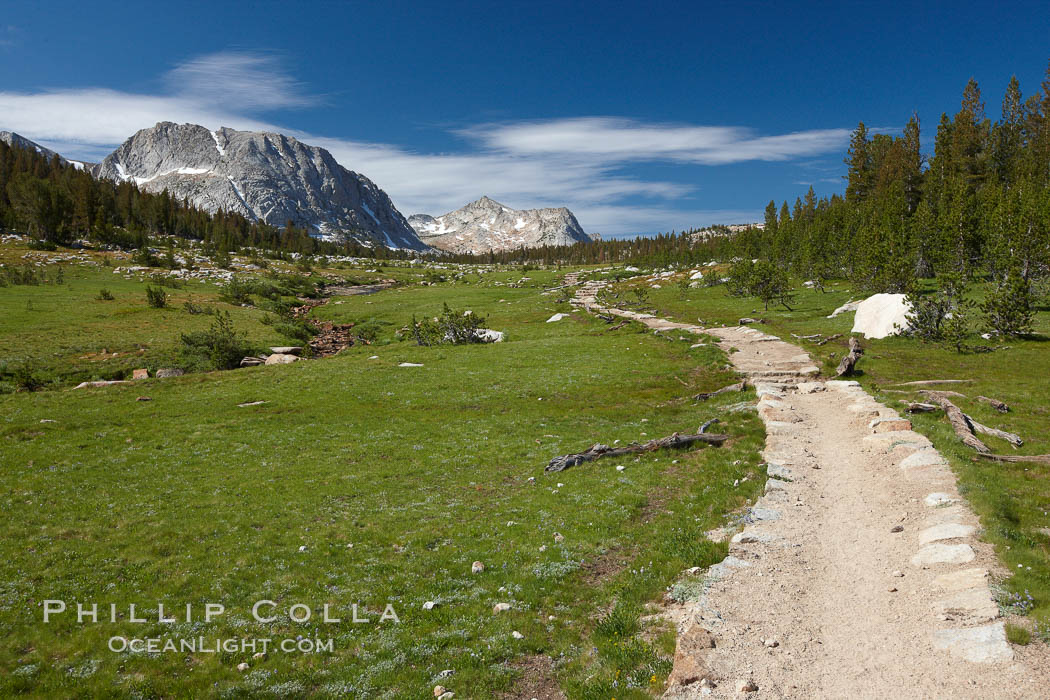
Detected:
[{"left": 0, "top": 242, "right": 765, "bottom": 698}]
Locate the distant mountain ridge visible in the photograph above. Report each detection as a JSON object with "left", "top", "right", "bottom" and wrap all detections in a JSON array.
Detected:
[
  {"left": 408, "top": 196, "right": 590, "bottom": 253},
  {"left": 93, "top": 122, "right": 428, "bottom": 250},
  {"left": 0, "top": 131, "right": 92, "bottom": 171}
]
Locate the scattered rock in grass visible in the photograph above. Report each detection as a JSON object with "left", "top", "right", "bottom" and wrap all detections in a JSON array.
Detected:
[
  {"left": 368, "top": 355, "right": 379, "bottom": 359},
  {"left": 438, "top": 693, "right": 454, "bottom": 700},
  {"left": 74, "top": 380, "right": 131, "bottom": 389},
  {"left": 553, "top": 533, "right": 564, "bottom": 543},
  {"left": 298, "top": 545, "right": 307, "bottom": 553},
  {"left": 472, "top": 561, "right": 485, "bottom": 574},
  {"left": 236, "top": 663, "right": 249, "bottom": 672},
  {"left": 399, "top": 362, "right": 424, "bottom": 367},
  {"left": 155, "top": 367, "right": 184, "bottom": 378},
  {"left": 492, "top": 603, "right": 511, "bottom": 614},
  {"left": 435, "top": 669, "right": 454, "bottom": 679},
  {"left": 511, "top": 631, "right": 524, "bottom": 639},
  {"left": 136, "top": 396, "right": 151, "bottom": 402},
  {"left": 546, "top": 313, "right": 568, "bottom": 323},
  {"left": 252, "top": 652, "right": 266, "bottom": 660},
  {"left": 237, "top": 401, "right": 266, "bottom": 407},
  {"left": 616, "top": 465, "right": 625, "bottom": 472},
  {"left": 423, "top": 601, "right": 438, "bottom": 610},
  {"left": 132, "top": 368, "right": 149, "bottom": 380},
  {"left": 433, "top": 685, "right": 446, "bottom": 697}
]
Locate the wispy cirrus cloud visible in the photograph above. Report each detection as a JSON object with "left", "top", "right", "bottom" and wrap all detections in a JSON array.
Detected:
[
  {"left": 0, "top": 50, "right": 849, "bottom": 234},
  {"left": 463, "top": 118, "right": 850, "bottom": 166},
  {"left": 165, "top": 51, "right": 316, "bottom": 111}
]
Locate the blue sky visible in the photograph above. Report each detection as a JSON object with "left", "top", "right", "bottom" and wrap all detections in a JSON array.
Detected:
[{"left": 1, "top": 1, "right": 1049, "bottom": 237}]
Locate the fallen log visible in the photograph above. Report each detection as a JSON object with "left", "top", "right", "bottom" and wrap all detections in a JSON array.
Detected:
[
  {"left": 905, "top": 402, "right": 941, "bottom": 413},
  {"left": 966, "top": 417, "right": 1023, "bottom": 448},
  {"left": 976, "top": 395, "right": 1010, "bottom": 413},
  {"left": 893, "top": 379, "right": 974, "bottom": 386},
  {"left": 693, "top": 381, "right": 747, "bottom": 401},
  {"left": 934, "top": 396, "right": 990, "bottom": 453},
  {"left": 545, "top": 431, "right": 729, "bottom": 472},
  {"left": 919, "top": 389, "right": 967, "bottom": 400},
  {"left": 815, "top": 333, "right": 843, "bottom": 346},
  {"left": 976, "top": 453, "right": 1050, "bottom": 465}
]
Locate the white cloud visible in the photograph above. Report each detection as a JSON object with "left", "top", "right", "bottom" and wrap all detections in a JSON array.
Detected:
[
  {"left": 165, "top": 51, "right": 315, "bottom": 111},
  {"left": 0, "top": 51, "right": 848, "bottom": 235},
  {"left": 463, "top": 117, "right": 850, "bottom": 165}
]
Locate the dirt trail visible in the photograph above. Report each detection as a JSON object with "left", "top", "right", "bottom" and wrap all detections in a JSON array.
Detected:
[{"left": 569, "top": 280, "right": 1048, "bottom": 698}]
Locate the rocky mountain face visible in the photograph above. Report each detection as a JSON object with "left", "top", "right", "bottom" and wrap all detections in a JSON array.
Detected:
[
  {"left": 408, "top": 196, "right": 590, "bottom": 253},
  {"left": 94, "top": 122, "right": 428, "bottom": 250},
  {"left": 0, "top": 131, "right": 89, "bottom": 170}
]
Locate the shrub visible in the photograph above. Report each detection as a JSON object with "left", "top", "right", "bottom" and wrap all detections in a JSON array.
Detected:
[
  {"left": 219, "top": 279, "right": 254, "bottom": 305},
  {"left": 273, "top": 320, "right": 315, "bottom": 343},
  {"left": 182, "top": 301, "right": 213, "bottom": 315},
  {"left": 27, "top": 238, "right": 57, "bottom": 251},
  {"left": 13, "top": 364, "right": 47, "bottom": 392},
  {"left": 178, "top": 311, "right": 256, "bottom": 371},
  {"left": 725, "top": 258, "right": 794, "bottom": 310},
  {"left": 411, "top": 304, "right": 487, "bottom": 346},
  {"left": 982, "top": 268, "right": 1034, "bottom": 337},
  {"left": 905, "top": 272, "right": 974, "bottom": 352},
  {"left": 145, "top": 286, "right": 167, "bottom": 308},
  {"left": 132, "top": 248, "right": 160, "bottom": 267},
  {"left": 95, "top": 288, "right": 114, "bottom": 301}
]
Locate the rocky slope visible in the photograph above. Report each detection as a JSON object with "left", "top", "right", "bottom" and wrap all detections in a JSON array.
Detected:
[
  {"left": 94, "top": 122, "right": 427, "bottom": 250},
  {"left": 408, "top": 196, "right": 590, "bottom": 253},
  {"left": 0, "top": 131, "right": 90, "bottom": 170}
]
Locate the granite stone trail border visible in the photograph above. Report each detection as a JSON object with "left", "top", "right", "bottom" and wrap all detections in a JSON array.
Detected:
[{"left": 569, "top": 280, "right": 1049, "bottom": 698}]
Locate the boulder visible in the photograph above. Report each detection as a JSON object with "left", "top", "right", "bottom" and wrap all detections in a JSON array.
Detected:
[
  {"left": 132, "top": 368, "right": 149, "bottom": 380},
  {"left": 474, "top": 329, "right": 504, "bottom": 343},
  {"left": 827, "top": 299, "right": 861, "bottom": 318},
  {"left": 546, "top": 313, "right": 568, "bottom": 323},
  {"left": 689, "top": 270, "right": 704, "bottom": 280},
  {"left": 240, "top": 357, "right": 265, "bottom": 367},
  {"left": 265, "top": 353, "right": 299, "bottom": 365},
  {"left": 851, "top": 293, "right": 912, "bottom": 338},
  {"left": 155, "top": 368, "right": 185, "bottom": 378},
  {"left": 269, "top": 346, "right": 302, "bottom": 355}
]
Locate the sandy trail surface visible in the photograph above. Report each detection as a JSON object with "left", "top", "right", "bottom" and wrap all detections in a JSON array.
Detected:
[{"left": 569, "top": 281, "right": 1049, "bottom": 698}]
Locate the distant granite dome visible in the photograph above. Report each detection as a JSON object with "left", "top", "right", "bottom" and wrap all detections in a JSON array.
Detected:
[
  {"left": 94, "top": 122, "right": 428, "bottom": 251},
  {"left": 408, "top": 196, "right": 591, "bottom": 253}
]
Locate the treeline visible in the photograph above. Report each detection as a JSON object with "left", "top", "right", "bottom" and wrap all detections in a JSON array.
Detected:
[
  {"left": 713, "top": 62, "right": 1050, "bottom": 292},
  {"left": 455, "top": 62, "right": 1050, "bottom": 288},
  {"left": 443, "top": 229, "right": 723, "bottom": 268},
  {"left": 0, "top": 140, "right": 415, "bottom": 260}
]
